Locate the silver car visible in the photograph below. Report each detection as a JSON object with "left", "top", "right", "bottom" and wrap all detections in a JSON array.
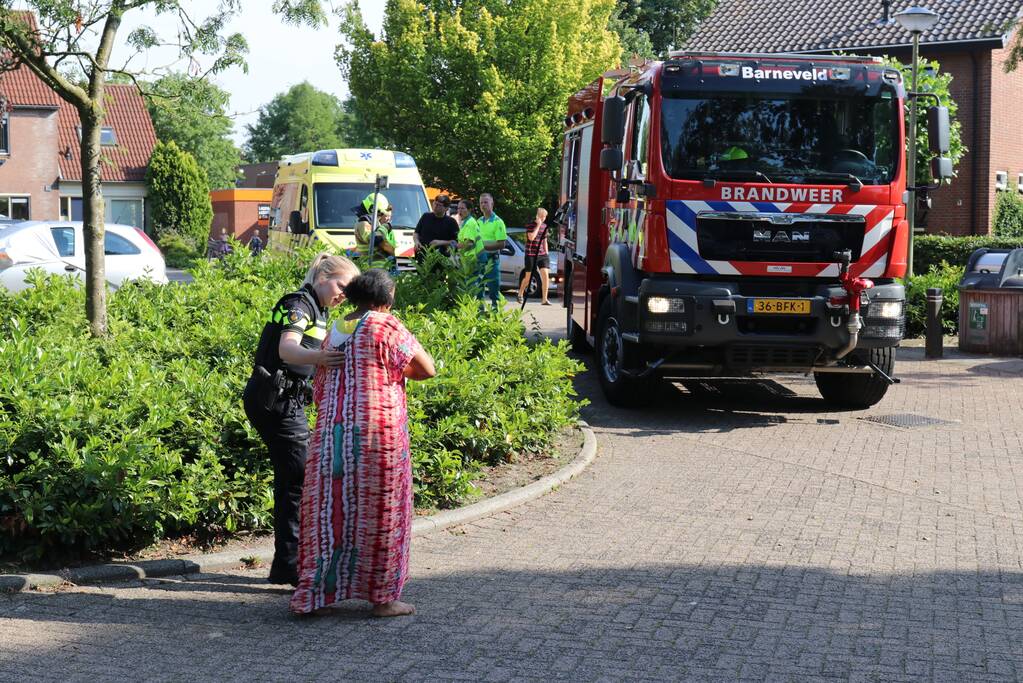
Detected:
[{"left": 498, "top": 227, "right": 559, "bottom": 298}]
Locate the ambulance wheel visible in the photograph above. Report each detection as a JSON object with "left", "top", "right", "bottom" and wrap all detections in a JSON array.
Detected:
[
  {"left": 596, "top": 296, "right": 644, "bottom": 407},
  {"left": 814, "top": 347, "right": 894, "bottom": 409}
]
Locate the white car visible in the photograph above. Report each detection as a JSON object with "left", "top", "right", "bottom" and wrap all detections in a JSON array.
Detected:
[{"left": 0, "top": 221, "right": 168, "bottom": 292}]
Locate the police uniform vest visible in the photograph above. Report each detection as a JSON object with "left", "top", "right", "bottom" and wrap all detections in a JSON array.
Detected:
[{"left": 252, "top": 284, "right": 327, "bottom": 381}]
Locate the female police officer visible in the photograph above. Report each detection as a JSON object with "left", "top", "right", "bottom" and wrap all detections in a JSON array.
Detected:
[{"left": 243, "top": 252, "right": 360, "bottom": 586}]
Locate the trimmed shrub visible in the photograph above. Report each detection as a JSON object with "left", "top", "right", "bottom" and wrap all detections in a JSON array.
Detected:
[
  {"left": 904, "top": 261, "right": 964, "bottom": 337},
  {"left": 993, "top": 191, "right": 1023, "bottom": 238},
  {"left": 157, "top": 232, "right": 202, "bottom": 268},
  {"left": 914, "top": 234, "right": 1023, "bottom": 275},
  {"left": 146, "top": 140, "right": 214, "bottom": 245},
  {"left": 0, "top": 250, "right": 582, "bottom": 563}
]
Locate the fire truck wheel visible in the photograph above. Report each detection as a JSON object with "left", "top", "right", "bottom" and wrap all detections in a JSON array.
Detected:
[
  {"left": 596, "top": 296, "right": 644, "bottom": 407},
  {"left": 814, "top": 347, "right": 895, "bottom": 409}
]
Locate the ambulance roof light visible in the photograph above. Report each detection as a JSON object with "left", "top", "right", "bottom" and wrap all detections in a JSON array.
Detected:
[
  {"left": 311, "top": 150, "right": 339, "bottom": 166},
  {"left": 394, "top": 151, "right": 417, "bottom": 168}
]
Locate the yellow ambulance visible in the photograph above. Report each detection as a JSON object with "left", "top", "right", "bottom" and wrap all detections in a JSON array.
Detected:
[{"left": 267, "top": 149, "right": 430, "bottom": 261}]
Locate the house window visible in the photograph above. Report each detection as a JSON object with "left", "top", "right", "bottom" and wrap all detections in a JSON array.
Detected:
[
  {"left": 75, "top": 126, "right": 118, "bottom": 146},
  {"left": 0, "top": 112, "right": 9, "bottom": 154},
  {"left": 60, "top": 196, "right": 84, "bottom": 221},
  {"left": 110, "top": 198, "right": 143, "bottom": 228},
  {"left": 0, "top": 195, "right": 30, "bottom": 220}
]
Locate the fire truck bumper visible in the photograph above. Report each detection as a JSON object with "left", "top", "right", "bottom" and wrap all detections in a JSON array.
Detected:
[{"left": 630, "top": 278, "right": 905, "bottom": 372}]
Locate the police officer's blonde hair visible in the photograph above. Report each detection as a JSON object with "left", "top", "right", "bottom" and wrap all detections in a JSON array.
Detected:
[{"left": 303, "top": 252, "right": 359, "bottom": 287}]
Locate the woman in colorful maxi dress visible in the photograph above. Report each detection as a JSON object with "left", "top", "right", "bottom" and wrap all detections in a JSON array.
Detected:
[{"left": 290, "top": 269, "right": 436, "bottom": 617}]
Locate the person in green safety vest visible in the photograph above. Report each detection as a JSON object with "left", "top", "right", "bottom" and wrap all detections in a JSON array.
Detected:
[
  {"left": 354, "top": 192, "right": 397, "bottom": 269},
  {"left": 475, "top": 192, "right": 507, "bottom": 309}
]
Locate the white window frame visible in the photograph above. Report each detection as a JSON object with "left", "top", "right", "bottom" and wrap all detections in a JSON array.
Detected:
[{"left": 0, "top": 194, "right": 31, "bottom": 220}]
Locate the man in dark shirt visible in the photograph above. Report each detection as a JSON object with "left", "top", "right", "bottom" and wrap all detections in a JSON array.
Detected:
[{"left": 414, "top": 194, "right": 459, "bottom": 262}]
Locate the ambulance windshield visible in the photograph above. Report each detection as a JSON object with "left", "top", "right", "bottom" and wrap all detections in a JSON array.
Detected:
[
  {"left": 660, "top": 90, "right": 899, "bottom": 185},
  {"left": 313, "top": 182, "right": 430, "bottom": 230}
]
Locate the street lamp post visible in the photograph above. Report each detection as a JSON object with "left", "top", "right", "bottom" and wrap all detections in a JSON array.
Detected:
[{"left": 895, "top": 6, "right": 940, "bottom": 277}]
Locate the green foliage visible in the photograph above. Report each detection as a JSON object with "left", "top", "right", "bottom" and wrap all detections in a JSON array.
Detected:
[
  {"left": 243, "top": 82, "right": 347, "bottom": 162},
  {"left": 904, "top": 262, "right": 964, "bottom": 337},
  {"left": 881, "top": 57, "right": 966, "bottom": 184},
  {"left": 0, "top": 249, "right": 582, "bottom": 563},
  {"left": 146, "top": 73, "right": 242, "bottom": 191},
  {"left": 913, "top": 234, "right": 1023, "bottom": 275},
  {"left": 993, "top": 191, "right": 1023, "bottom": 237},
  {"left": 338, "top": 0, "right": 620, "bottom": 223},
  {"left": 157, "top": 232, "right": 202, "bottom": 269},
  {"left": 613, "top": 0, "right": 717, "bottom": 56},
  {"left": 146, "top": 140, "right": 214, "bottom": 245}
]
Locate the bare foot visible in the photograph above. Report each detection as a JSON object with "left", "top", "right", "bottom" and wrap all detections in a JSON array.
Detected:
[{"left": 372, "top": 600, "right": 416, "bottom": 617}]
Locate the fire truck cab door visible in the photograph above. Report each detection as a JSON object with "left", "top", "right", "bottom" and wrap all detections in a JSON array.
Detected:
[{"left": 561, "top": 127, "right": 592, "bottom": 264}]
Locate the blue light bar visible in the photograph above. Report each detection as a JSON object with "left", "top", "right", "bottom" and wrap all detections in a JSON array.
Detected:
[
  {"left": 394, "top": 152, "right": 417, "bottom": 168},
  {"left": 312, "top": 150, "right": 339, "bottom": 166}
]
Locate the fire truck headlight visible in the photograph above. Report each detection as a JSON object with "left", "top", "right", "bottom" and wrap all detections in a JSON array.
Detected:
[
  {"left": 873, "top": 301, "right": 904, "bottom": 319},
  {"left": 647, "top": 296, "right": 685, "bottom": 314}
]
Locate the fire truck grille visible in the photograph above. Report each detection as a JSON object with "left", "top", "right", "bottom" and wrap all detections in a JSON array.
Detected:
[
  {"left": 726, "top": 345, "right": 818, "bottom": 370},
  {"left": 696, "top": 216, "right": 866, "bottom": 263}
]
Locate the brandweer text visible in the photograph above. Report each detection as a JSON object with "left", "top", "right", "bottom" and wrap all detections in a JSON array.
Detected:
[{"left": 720, "top": 186, "right": 844, "bottom": 202}]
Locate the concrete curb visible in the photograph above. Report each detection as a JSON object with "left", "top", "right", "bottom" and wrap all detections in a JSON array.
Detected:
[{"left": 0, "top": 422, "right": 597, "bottom": 593}]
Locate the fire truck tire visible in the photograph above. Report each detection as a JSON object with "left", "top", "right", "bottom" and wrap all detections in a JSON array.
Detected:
[
  {"left": 814, "top": 347, "right": 894, "bottom": 409},
  {"left": 596, "top": 297, "right": 644, "bottom": 407}
]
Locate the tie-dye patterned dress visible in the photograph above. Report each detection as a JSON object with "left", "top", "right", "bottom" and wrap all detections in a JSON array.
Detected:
[{"left": 290, "top": 311, "right": 423, "bottom": 614}]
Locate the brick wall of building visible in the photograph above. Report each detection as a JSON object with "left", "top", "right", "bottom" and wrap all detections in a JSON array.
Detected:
[
  {"left": 0, "top": 108, "right": 60, "bottom": 220},
  {"left": 988, "top": 41, "right": 1023, "bottom": 234},
  {"left": 921, "top": 51, "right": 985, "bottom": 235}
]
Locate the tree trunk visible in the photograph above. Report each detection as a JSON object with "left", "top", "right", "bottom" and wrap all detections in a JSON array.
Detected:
[{"left": 80, "top": 109, "right": 107, "bottom": 337}]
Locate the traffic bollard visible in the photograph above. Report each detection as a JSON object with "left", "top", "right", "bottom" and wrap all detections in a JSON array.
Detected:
[{"left": 925, "top": 287, "right": 943, "bottom": 359}]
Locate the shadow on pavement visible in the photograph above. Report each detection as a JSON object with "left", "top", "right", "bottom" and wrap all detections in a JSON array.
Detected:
[{"left": 3, "top": 563, "right": 1020, "bottom": 680}]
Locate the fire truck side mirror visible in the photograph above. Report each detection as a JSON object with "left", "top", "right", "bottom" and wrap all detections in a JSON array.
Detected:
[
  {"left": 600, "top": 147, "right": 624, "bottom": 172},
  {"left": 601, "top": 96, "right": 626, "bottom": 145},
  {"left": 931, "top": 156, "right": 953, "bottom": 182},
  {"left": 926, "top": 106, "right": 950, "bottom": 155}
]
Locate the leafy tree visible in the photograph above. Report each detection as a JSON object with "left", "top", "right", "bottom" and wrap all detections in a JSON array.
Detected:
[
  {"left": 146, "top": 73, "right": 241, "bottom": 191},
  {"left": 339, "top": 0, "right": 620, "bottom": 222},
  {"left": 882, "top": 57, "right": 966, "bottom": 184},
  {"left": 338, "top": 96, "right": 385, "bottom": 149},
  {"left": 993, "top": 191, "right": 1023, "bottom": 237},
  {"left": 613, "top": 0, "right": 717, "bottom": 56},
  {"left": 243, "top": 82, "right": 346, "bottom": 162},
  {"left": 146, "top": 141, "right": 214, "bottom": 246},
  {"left": 0, "top": 1, "right": 326, "bottom": 336},
  {"left": 609, "top": 2, "right": 655, "bottom": 60}
]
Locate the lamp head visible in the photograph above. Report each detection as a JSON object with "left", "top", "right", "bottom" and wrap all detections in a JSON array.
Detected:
[{"left": 895, "top": 6, "right": 940, "bottom": 33}]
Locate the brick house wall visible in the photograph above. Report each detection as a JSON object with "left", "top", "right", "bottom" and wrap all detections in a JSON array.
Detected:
[
  {"left": 0, "top": 108, "right": 60, "bottom": 220},
  {"left": 210, "top": 189, "right": 271, "bottom": 244},
  {"left": 919, "top": 51, "right": 982, "bottom": 235},
  {"left": 989, "top": 43, "right": 1023, "bottom": 230}
]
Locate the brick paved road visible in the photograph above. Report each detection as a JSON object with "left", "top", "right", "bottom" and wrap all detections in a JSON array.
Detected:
[{"left": 3, "top": 302, "right": 1023, "bottom": 681}]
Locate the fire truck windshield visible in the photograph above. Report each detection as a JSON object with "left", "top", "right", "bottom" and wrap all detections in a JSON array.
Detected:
[{"left": 660, "top": 90, "right": 898, "bottom": 186}]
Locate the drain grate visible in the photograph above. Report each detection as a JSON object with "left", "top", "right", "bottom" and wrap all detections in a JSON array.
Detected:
[{"left": 858, "top": 413, "right": 955, "bottom": 429}]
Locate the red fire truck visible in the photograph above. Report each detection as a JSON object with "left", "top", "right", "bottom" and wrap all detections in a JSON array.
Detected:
[{"left": 558, "top": 52, "right": 952, "bottom": 408}]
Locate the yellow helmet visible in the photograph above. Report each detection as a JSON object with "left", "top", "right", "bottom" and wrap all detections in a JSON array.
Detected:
[
  {"left": 362, "top": 193, "right": 390, "bottom": 214},
  {"left": 721, "top": 146, "right": 749, "bottom": 162}
]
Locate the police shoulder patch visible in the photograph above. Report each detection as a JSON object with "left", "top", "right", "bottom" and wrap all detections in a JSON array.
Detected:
[{"left": 288, "top": 308, "right": 305, "bottom": 324}]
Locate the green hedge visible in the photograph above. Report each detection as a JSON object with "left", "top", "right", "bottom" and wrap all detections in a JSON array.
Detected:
[
  {"left": 0, "top": 249, "right": 582, "bottom": 563},
  {"left": 993, "top": 191, "right": 1023, "bottom": 237},
  {"left": 904, "top": 262, "right": 964, "bottom": 337},
  {"left": 914, "top": 234, "right": 1023, "bottom": 274}
]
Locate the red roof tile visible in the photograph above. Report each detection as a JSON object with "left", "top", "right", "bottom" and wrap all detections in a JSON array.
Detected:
[
  {"left": 58, "top": 84, "right": 157, "bottom": 183},
  {"left": 0, "top": 13, "right": 61, "bottom": 108},
  {"left": 0, "top": 63, "right": 62, "bottom": 108}
]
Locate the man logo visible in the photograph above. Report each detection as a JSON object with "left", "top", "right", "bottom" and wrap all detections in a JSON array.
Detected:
[{"left": 753, "top": 230, "right": 810, "bottom": 243}]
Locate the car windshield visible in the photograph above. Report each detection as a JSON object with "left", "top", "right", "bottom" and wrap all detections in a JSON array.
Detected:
[
  {"left": 313, "top": 182, "right": 430, "bottom": 230},
  {"left": 660, "top": 90, "right": 899, "bottom": 185}
]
